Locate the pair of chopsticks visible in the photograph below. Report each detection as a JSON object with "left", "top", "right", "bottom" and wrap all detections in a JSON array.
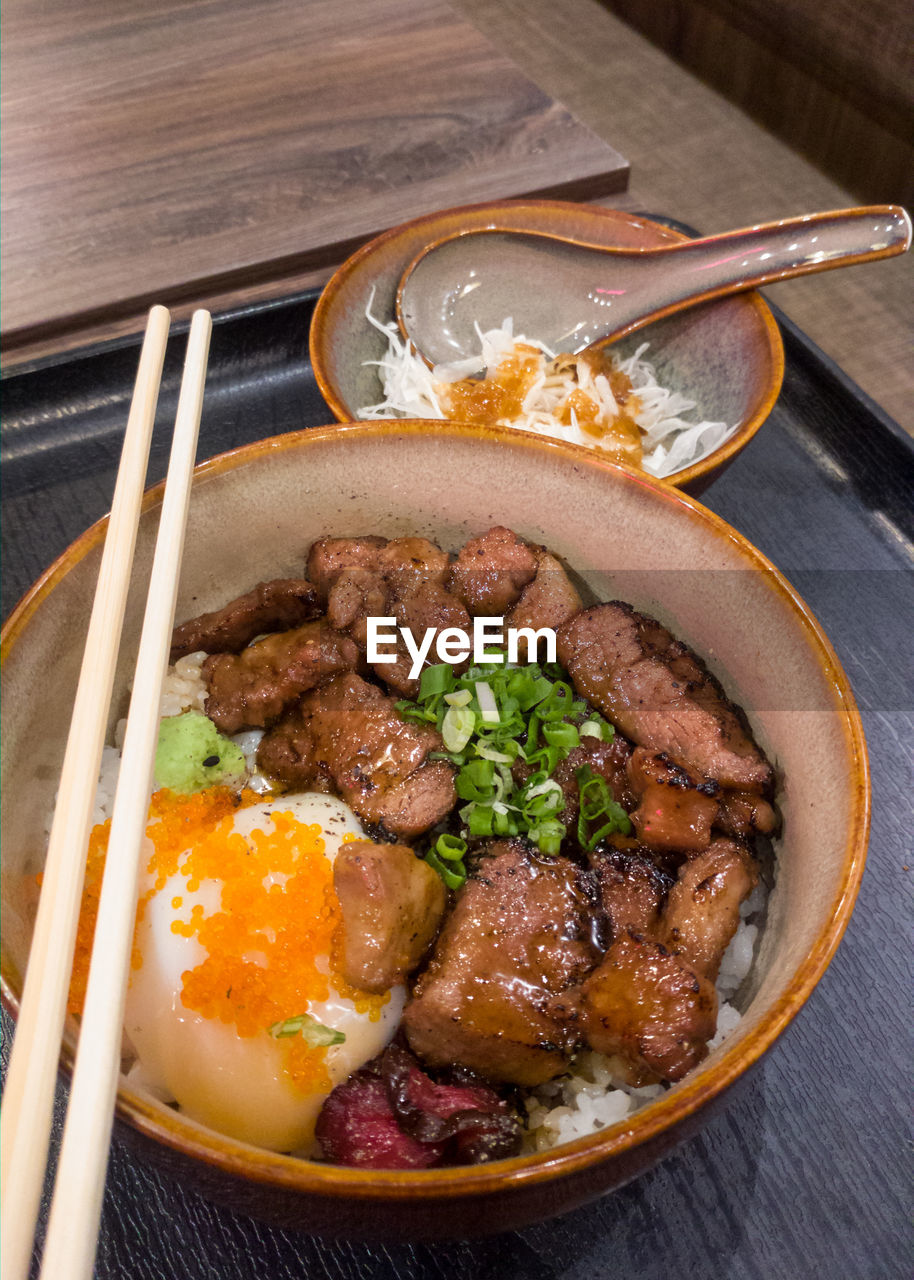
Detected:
[{"left": 1, "top": 306, "right": 212, "bottom": 1280}]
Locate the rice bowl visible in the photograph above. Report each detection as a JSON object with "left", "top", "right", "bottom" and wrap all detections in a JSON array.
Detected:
[{"left": 0, "top": 421, "right": 866, "bottom": 1239}]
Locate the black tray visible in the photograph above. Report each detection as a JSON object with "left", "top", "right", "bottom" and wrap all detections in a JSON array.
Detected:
[{"left": 2, "top": 284, "right": 912, "bottom": 1280}]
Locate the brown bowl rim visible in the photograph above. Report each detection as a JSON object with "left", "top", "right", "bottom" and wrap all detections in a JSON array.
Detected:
[
  {"left": 308, "top": 199, "right": 786, "bottom": 491},
  {"left": 1, "top": 418, "right": 868, "bottom": 1202}
]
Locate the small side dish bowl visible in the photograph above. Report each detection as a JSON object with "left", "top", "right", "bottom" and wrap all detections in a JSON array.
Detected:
[
  {"left": 310, "top": 201, "right": 785, "bottom": 494},
  {"left": 1, "top": 422, "right": 866, "bottom": 1240}
]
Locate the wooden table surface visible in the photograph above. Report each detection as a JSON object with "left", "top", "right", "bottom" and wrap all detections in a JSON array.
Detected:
[
  {"left": 452, "top": 0, "right": 914, "bottom": 435},
  {"left": 0, "top": 0, "right": 628, "bottom": 363}
]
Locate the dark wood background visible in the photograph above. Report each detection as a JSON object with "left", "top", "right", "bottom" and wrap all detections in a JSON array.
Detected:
[{"left": 0, "top": 0, "right": 627, "bottom": 359}]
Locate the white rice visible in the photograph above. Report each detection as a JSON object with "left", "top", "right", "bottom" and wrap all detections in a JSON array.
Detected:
[
  {"left": 157, "top": 650, "right": 208, "bottom": 718},
  {"left": 358, "top": 302, "right": 733, "bottom": 479}
]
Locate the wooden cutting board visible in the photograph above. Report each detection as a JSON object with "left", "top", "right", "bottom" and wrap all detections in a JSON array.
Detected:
[{"left": 1, "top": 0, "right": 628, "bottom": 360}]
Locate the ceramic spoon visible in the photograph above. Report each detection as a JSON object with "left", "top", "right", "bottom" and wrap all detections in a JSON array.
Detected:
[{"left": 396, "top": 205, "right": 911, "bottom": 367}]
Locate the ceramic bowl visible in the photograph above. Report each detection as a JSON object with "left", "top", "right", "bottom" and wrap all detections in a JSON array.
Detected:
[
  {"left": 309, "top": 201, "right": 785, "bottom": 494},
  {"left": 0, "top": 421, "right": 867, "bottom": 1240}
]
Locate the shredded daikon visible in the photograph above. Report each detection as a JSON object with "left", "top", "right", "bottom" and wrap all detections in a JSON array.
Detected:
[{"left": 358, "top": 293, "right": 733, "bottom": 478}]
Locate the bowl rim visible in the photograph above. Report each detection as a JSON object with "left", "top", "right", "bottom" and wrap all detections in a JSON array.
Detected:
[
  {"left": 0, "top": 418, "right": 868, "bottom": 1201},
  {"left": 308, "top": 199, "right": 786, "bottom": 491}
]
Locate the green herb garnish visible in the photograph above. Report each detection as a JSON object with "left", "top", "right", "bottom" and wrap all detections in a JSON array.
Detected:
[
  {"left": 268, "top": 1014, "right": 346, "bottom": 1046},
  {"left": 397, "top": 658, "right": 617, "bottom": 859},
  {"left": 575, "top": 763, "right": 632, "bottom": 850}
]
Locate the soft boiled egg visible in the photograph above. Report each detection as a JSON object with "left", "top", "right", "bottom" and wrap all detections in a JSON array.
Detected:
[{"left": 124, "top": 791, "right": 404, "bottom": 1153}]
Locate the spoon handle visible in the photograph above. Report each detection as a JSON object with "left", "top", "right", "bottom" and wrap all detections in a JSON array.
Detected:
[{"left": 632, "top": 206, "right": 911, "bottom": 317}]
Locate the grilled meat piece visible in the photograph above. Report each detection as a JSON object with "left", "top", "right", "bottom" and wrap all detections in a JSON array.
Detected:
[
  {"left": 557, "top": 603, "right": 773, "bottom": 790},
  {"left": 550, "top": 734, "right": 635, "bottom": 835},
  {"left": 374, "top": 582, "right": 472, "bottom": 698},
  {"left": 552, "top": 933, "right": 717, "bottom": 1082},
  {"left": 202, "top": 621, "right": 359, "bottom": 734},
  {"left": 333, "top": 841, "right": 447, "bottom": 993},
  {"left": 660, "top": 838, "right": 758, "bottom": 982},
  {"left": 377, "top": 537, "right": 451, "bottom": 596},
  {"left": 558, "top": 838, "right": 756, "bottom": 1081},
  {"left": 632, "top": 785, "right": 718, "bottom": 852},
  {"left": 310, "top": 537, "right": 391, "bottom": 647},
  {"left": 315, "top": 1043, "right": 520, "bottom": 1169},
  {"left": 306, "top": 536, "right": 388, "bottom": 602},
  {"left": 403, "top": 839, "right": 600, "bottom": 1086},
  {"left": 381, "top": 1042, "right": 522, "bottom": 1164},
  {"left": 506, "top": 550, "right": 583, "bottom": 656},
  {"left": 170, "top": 578, "right": 321, "bottom": 660},
  {"left": 327, "top": 567, "right": 388, "bottom": 635},
  {"left": 256, "top": 673, "right": 456, "bottom": 840},
  {"left": 327, "top": 535, "right": 453, "bottom": 639},
  {"left": 590, "top": 844, "right": 672, "bottom": 940},
  {"left": 715, "top": 789, "right": 779, "bottom": 839},
  {"left": 626, "top": 748, "right": 720, "bottom": 852},
  {"left": 309, "top": 535, "right": 463, "bottom": 695},
  {"left": 315, "top": 1070, "right": 441, "bottom": 1170},
  {"left": 446, "top": 526, "right": 538, "bottom": 616},
  {"left": 312, "top": 535, "right": 449, "bottom": 610}
]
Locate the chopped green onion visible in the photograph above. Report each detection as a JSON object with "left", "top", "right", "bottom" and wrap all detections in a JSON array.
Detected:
[
  {"left": 543, "top": 721, "right": 580, "bottom": 753},
  {"left": 508, "top": 670, "right": 553, "bottom": 710},
  {"left": 435, "top": 833, "right": 468, "bottom": 862},
  {"left": 475, "top": 681, "right": 500, "bottom": 723},
  {"left": 493, "top": 808, "right": 519, "bottom": 836},
  {"left": 442, "top": 703, "right": 475, "bottom": 753},
  {"left": 466, "top": 804, "right": 494, "bottom": 837},
  {"left": 526, "top": 819, "right": 565, "bottom": 856},
  {"left": 419, "top": 664, "right": 453, "bottom": 699},
  {"left": 537, "top": 681, "right": 574, "bottom": 721},
  {"left": 525, "top": 743, "right": 561, "bottom": 775},
  {"left": 395, "top": 658, "right": 622, "bottom": 856},
  {"left": 268, "top": 1014, "right": 346, "bottom": 1046},
  {"left": 444, "top": 688, "right": 472, "bottom": 707},
  {"left": 467, "top": 758, "right": 496, "bottom": 788},
  {"left": 454, "top": 758, "right": 495, "bottom": 802},
  {"left": 475, "top": 741, "right": 518, "bottom": 764},
  {"left": 575, "top": 764, "right": 632, "bottom": 850},
  {"left": 395, "top": 699, "right": 437, "bottom": 724},
  {"left": 524, "top": 775, "right": 561, "bottom": 800},
  {"left": 426, "top": 849, "right": 467, "bottom": 890}
]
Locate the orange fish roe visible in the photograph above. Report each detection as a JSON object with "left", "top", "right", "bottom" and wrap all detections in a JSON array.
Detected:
[
  {"left": 68, "top": 788, "right": 253, "bottom": 1014},
  {"left": 70, "top": 787, "right": 388, "bottom": 1096},
  {"left": 67, "top": 820, "right": 113, "bottom": 1016}
]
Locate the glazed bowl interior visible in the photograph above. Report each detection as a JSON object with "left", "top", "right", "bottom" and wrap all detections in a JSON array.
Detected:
[
  {"left": 0, "top": 421, "right": 866, "bottom": 1234},
  {"left": 309, "top": 201, "right": 785, "bottom": 492}
]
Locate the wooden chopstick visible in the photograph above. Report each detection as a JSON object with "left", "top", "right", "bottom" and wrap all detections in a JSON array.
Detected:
[
  {"left": 36, "top": 310, "right": 213, "bottom": 1280},
  {"left": 0, "top": 305, "right": 171, "bottom": 1280}
]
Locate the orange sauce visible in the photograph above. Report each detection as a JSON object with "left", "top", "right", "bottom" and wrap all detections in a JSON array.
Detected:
[
  {"left": 442, "top": 345, "right": 541, "bottom": 426},
  {"left": 557, "top": 354, "right": 644, "bottom": 466},
  {"left": 439, "top": 341, "right": 646, "bottom": 467}
]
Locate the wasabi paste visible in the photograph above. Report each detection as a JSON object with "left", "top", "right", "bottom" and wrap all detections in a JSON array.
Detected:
[{"left": 154, "top": 711, "right": 245, "bottom": 794}]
